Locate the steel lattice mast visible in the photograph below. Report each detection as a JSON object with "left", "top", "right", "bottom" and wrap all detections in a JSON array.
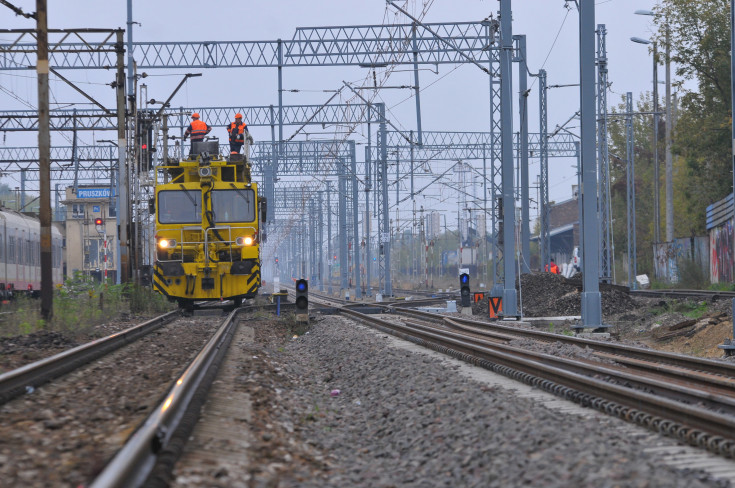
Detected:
[{"left": 596, "top": 24, "right": 613, "bottom": 283}]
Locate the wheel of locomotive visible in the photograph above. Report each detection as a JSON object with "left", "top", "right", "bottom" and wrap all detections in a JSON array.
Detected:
[{"left": 177, "top": 298, "right": 194, "bottom": 313}]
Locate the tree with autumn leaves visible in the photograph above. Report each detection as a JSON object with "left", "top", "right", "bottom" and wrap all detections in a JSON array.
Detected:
[{"left": 607, "top": 0, "right": 732, "bottom": 276}]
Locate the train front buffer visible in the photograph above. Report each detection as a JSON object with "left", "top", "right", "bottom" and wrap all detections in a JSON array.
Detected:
[{"left": 153, "top": 226, "right": 261, "bottom": 302}]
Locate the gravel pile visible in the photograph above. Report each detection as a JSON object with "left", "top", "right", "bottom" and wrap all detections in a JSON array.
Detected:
[
  {"left": 248, "top": 315, "right": 726, "bottom": 487},
  {"left": 472, "top": 273, "right": 638, "bottom": 318}
]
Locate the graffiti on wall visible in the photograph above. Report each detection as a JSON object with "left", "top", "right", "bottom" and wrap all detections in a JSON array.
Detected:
[
  {"left": 710, "top": 219, "right": 734, "bottom": 284},
  {"left": 653, "top": 237, "right": 709, "bottom": 284},
  {"left": 653, "top": 241, "right": 682, "bottom": 283}
]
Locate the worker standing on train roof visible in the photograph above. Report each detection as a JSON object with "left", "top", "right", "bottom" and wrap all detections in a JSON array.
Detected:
[
  {"left": 183, "top": 112, "right": 211, "bottom": 155},
  {"left": 227, "top": 113, "right": 253, "bottom": 156}
]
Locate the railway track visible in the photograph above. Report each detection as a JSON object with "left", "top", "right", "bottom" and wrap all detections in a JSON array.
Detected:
[
  {"left": 89, "top": 308, "right": 241, "bottom": 487},
  {"left": 6, "top": 288, "right": 735, "bottom": 484},
  {"left": 311, "top": 298, "right": 735, "bottom": 459},
  {"left": 632, "top": 289, "right": 735, "bottom": 300},
  {"left": 0, "top": 312, "right": 226, "bottom": 487},
  {"left": 0, "top": 299, "right": 299, "bottom": 487},
  {"left": 0, "top": 310, "right": 180, "bottom": 404}
]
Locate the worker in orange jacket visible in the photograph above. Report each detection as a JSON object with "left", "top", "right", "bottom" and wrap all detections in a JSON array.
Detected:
[
  {"left": 227, "top": 113, "right": 253, "bottom": 155},
  {"left": 183, "top": 112, "right": 211, "bottom": 155},
  {"left": 545, "top": 258, "right": 560, "bottom": 274}
]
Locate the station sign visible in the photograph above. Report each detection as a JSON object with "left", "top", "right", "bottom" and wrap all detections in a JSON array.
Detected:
[{"left": 77, "top": 188, "right": 115, "bottom": 199}]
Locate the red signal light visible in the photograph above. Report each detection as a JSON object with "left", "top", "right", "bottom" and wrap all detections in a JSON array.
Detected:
[
  {"left": 142, "top": 144, "right": 147, "bottom": 149},
  {"left": 95, "top": 218, "right": 103, "bottom": 225}
]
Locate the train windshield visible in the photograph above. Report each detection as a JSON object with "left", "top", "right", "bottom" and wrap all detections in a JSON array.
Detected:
[
  {"left": 158, "top": 190, "right": 202, "bottom": 224},
  {"left": 211, "top": 189, "right": 256, "bottom": 223}
]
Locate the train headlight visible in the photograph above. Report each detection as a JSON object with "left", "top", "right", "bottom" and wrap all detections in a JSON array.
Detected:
[
  {"left": 158, "top": 238, "right": 177, "bottom": 249},
  {"left": 235, "top": 236, "right": 254, "bottom": 246}
]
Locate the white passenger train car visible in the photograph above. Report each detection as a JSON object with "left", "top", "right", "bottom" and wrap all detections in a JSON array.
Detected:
[{"left": 0, "top": 209, "right": 63, "bottom": 298}]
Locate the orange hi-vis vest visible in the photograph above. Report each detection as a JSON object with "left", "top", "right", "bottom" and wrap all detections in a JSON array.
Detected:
[
  {"left": 545, "top": 263, "right": 559, "bottom": 274},
  {"left": 228, "top": 122, "right": 247, "bottom": 143},
  {"left": 189, "top": 119, "right": 209, "bottom": 140}
]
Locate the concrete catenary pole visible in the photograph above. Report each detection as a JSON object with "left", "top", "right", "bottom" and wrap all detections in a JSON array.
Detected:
[
  {"left": 36, "top": 0, "right": 52, "bottom": 320},
  {"left": 665, "top": 26, "right": 674, "bottom": 243},
  {"left": 652, "top": 41, "right": 660, "bottom": 243},
  {"left": 119, "top": 1, "right": 133, "bottom": 283},
  {"left": 731, "top": 0, "right": 735, "bottom": 278}
]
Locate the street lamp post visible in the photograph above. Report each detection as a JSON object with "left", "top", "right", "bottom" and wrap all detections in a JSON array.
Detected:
[
  {"left": 635, "top": 8, "right": 673, "bottom": 242},
  {"left": 631, "top": 35, "right": 660, "bottom": 243}
]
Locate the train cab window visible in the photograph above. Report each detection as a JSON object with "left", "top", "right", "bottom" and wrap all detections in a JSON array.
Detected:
[
  {"left": 158, "top": 190, "right": 202, "bottom": 224},
  {"left": 72, "top": 204, "right": 85, "bottom": 219},
  {"left": 211, "top": 189, "right": 255, "bottom": 223}
]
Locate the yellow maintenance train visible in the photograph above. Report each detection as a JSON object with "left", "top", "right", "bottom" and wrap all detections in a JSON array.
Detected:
[{"left": 152, "top": 139, "right": 265, "bottom": 309}]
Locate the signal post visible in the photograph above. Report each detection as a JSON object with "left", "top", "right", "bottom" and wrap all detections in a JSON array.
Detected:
[
  {"left": 459, "top": 273, "right": 472, "bottom": 316},
  {"left": 295, "top": 279, "right": 309, "bottom": 323}
]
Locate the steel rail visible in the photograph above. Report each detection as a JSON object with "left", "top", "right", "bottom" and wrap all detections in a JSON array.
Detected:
[
  {"left": 89, "top": 308, "right": 241, "bottom": 488},
  {"left": 0, "top": 311, "right": 179, "bottom": 405},
  {"left": 392, "top": 307, "right": 735, "bottom": 377},
  {"left": 440, "top": 316, "right": 735, "bottom": 394},
  {"left": 631, "top": 289, "right": 735, "bottom": 299},
  {"left": 405, "top": 318, "right": 735, "bottom": 415},
  {"left": 339, "top": 307, "right": 735, "bottom": 457}
]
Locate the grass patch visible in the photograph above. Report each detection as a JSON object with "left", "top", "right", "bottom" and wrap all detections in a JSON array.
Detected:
[
  {"left": 708, "top": 282, "right": 735, "bottom": 292},
  {"left": 673, "top": 300, "right": 708, "bottom": 319},
  {"left": 0, "top": 272, "right": 175, "bottom": 339}
]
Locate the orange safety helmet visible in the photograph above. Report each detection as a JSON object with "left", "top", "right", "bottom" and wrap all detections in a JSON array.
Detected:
[
  {"left": 235, "top": 113, "right": 242, "bottom": 118},
  {"left": 191, "top": 112, "right": 200, "bottom": 118}
]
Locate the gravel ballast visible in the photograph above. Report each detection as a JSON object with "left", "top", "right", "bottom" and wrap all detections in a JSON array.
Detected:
[{"left": 240, "top": 314, "right": 730, "bottom": 487}]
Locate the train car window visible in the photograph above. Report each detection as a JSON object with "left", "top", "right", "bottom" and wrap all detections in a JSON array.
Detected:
[
  {"left": 158, "top": 190, "right": 202, "bottom": 224},
  {"left": 211, "top": 189, "right": 256, "bottom": 223},
  {"left": 7, "top": 236, "right": 14, "bottom": 262}
]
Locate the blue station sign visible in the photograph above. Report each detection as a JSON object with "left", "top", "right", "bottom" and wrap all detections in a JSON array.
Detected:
[{"left": 76, "top": 188, "right": 114, "bottom": 199}]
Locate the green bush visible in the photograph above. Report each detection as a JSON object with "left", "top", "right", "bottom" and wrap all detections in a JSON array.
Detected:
[
  {"left": 673, "top": 300, "right": 708, "bottom": 319},
  {"left": 0, "top": 273, "right": 175, "bottom": 338},
  {"left": 675, "top": 259, "right": 709, "bottom": 290}
]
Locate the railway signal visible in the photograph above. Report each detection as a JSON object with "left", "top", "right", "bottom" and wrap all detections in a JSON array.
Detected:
[
  {"left": 459, "top": 273, "right": 471, "bottom": 307},
  {"left": 295, "top": 279, "right": 309, "bottom": 317}
]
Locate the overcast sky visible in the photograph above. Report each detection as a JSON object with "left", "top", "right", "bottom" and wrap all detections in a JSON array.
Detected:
[{"left": 2, "top": 0, "right": 663, "bottom": 225}]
